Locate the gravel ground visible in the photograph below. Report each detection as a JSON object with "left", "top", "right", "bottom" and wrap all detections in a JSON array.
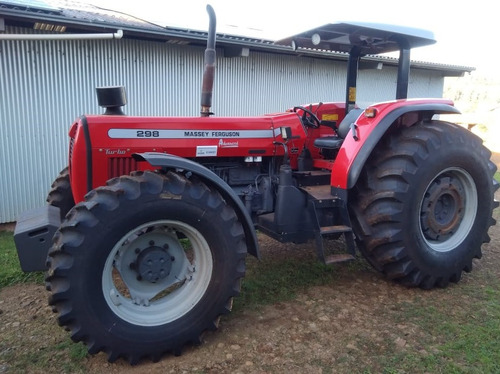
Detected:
[{"left": 1, "top": 190, "right": 499, "bottom": 373}]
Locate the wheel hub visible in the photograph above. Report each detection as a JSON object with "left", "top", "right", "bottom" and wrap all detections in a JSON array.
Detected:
[
  {"left": 420, "top": 175, "right": 465, "bottom": 242},
  {"left": 135, "top": 246, "right": 173, "bottom": 283}
]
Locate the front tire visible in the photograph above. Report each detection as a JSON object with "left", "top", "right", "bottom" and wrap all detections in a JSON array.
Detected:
[
  {"left": 46, "top": 171, "right": 247, "bottom": 363},
  {"left": 353, "top": 121, "right": 498, "bottom": 289},
  {"left": 46, "top": 167, "right": 75, "bottom": 220}
]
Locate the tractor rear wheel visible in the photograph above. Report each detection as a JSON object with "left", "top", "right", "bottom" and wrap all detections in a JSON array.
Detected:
[
  {"left": 353, "top": 120, "right": 498, "bottom": 289},
  {"left": 46, "top": 171, "right": 247, "bottom": 363},
  {"left": 46, "top": 167, "right": 75, "bottom": 220}
]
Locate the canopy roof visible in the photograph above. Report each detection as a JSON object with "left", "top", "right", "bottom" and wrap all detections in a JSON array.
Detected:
[{"left": 276, "top": 22, "right": 436, "bottom": 55}]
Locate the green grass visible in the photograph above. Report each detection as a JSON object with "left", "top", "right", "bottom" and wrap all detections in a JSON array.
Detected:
[
  {"left": 375, "top": 283, "right": 500, "bottom": 374},
  {"left": 2, "top": 228, "right": 500, "bottom": 372},
  {"left": 0, "top": 230, "right": 88, "bottom": 373},
  {"left": 234, "top": 255, "right": 341, "bottom": 312},
  {"left": 0, "top": 231, "right": 44, "bottom": 289},
  {"left": 1, "top": 337, "right": 88, "bottom": 374},
  {"left": 495, "top": 171, "right": 500, "bottom": 183}
]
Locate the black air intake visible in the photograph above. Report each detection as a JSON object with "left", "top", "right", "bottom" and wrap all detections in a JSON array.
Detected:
[{"left": 96, "top": 86, "right": 127, "bottom": 115}]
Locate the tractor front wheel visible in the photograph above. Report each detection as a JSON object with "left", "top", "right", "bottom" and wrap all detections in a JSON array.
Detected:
[
  {"left": 46, "top": 166, "right": 75, "bottom": 220},
  {"left": 353, "top": 120, "right": 498, "bottom": 289},
  {"left": 46, "top": 171, "right": 247, "bottom": 363}
]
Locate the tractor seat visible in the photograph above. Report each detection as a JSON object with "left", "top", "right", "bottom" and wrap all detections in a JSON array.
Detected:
[{"left": 313, "top": 108, "right": 363, "bottom": 150}]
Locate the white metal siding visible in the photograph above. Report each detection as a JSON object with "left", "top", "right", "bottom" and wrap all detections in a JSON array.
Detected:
[{"left": 0, "top": 26, "right": 444, "bottom": 223}]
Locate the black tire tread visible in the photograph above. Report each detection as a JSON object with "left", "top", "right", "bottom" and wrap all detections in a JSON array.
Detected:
[
  {"left": 353, "top": 121, "right": 497, "bottom": 289},
  {"left": 46, "top": 171, "right": 247, "bottom": 363},
  {"left": 46, "top": 167, "right": 75, "bottom": 220}
]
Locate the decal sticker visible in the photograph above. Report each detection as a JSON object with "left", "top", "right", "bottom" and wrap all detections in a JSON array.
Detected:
[
  {"left": 196, "top": 146, "right": 218, "bottom": 157},
  {"left": 218, "top": 139, "right": 239, "bottom": 148},
  {"left": 136, "top": 130, "right": 159, "bottom": 137},
  {"left": 348, "top": 87, "right": 356, "bottom": 102},
  {"left": 322, "top": 114, "right": 338, "bottom": 121},
  {"left": 104, "top": 149, "right": 127, "bottom": 155},
  {"left": 108, "top": 129, "right": 281, "bottom": 139}
]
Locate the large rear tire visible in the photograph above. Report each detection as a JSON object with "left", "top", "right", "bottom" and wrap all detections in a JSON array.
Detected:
[
  {"left": 46, "top": 171, "right": 247, "bottom": 363},
  {"left": 352, "top": 121, "right": 498, "bottom": 289},
  {"left": 46, "top": 167, "right": 75, "bottom": 220}
]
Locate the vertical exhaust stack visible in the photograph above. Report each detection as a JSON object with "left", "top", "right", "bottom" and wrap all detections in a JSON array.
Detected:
[{"left": 200, "top": 5, "right": 216, "bottom": 117}]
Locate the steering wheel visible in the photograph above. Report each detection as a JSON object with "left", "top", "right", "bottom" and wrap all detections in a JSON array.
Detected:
[{"left": 293, "top": 106, "right": 321, "bottom": 129}]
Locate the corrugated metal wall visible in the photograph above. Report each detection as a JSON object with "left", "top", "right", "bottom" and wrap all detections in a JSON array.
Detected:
[{"left": 0, "top": 26, "right": 444, "bottom": 223}]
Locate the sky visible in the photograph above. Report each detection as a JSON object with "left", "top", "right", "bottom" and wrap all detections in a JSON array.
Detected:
[{"left": 92, "top": 0, "right": 499, "bottom": 79}]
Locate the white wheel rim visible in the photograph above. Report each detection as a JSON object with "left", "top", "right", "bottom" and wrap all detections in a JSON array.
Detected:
[
  {"left": 419, "top": 167, "right": 478, "bottom": 253},
  {"left": 102, "top": 220, "right": 213, "bottom": 326}
]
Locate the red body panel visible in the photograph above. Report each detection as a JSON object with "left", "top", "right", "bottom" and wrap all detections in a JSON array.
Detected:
[
  {"left": 330, "top": 98, "right": 455, "bottom": 188},
  {"left": 69, "top": 113, "right": 304, "bottom": 203},
  {"left": 69, "top": 99, "right": 453, "bottom": 202}
]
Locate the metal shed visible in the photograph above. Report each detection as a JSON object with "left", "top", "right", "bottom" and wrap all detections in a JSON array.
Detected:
[{"left": 0, "top": 0, "right": 473, "bottom": 223}]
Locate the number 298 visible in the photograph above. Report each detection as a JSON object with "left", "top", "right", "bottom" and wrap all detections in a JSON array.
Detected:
[{"left": 137, "top": 130, "right": 159, "bottom": 137}]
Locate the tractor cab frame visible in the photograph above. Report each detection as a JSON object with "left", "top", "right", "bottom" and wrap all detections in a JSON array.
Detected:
[{"left": 277, "top": 22, "right": 436, "bottom": 110}]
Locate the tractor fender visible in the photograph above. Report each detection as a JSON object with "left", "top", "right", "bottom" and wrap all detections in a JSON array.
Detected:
[
  {"left": 331, "top": 102, "right": 460, "bottom": 190},
  {"left": 133, "top": 152, "right": 260, "bottom": 259}
]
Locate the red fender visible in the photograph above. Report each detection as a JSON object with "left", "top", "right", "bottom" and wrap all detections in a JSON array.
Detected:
[{"left": 331, "top": 98, "right": 460, "bottom": 189}]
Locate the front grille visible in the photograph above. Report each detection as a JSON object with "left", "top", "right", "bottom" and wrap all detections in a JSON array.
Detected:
[
  {"left": 108, "top": 157, "right": 138, "bottom": 179},
  {"left": 68, "top": 137, "right": 75, "bottom": 172}
]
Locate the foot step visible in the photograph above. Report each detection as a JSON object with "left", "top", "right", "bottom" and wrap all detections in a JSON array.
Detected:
[
  {"left": 325, "top": 253, "right": 356, "bottom": 264},
  {"left": 320, "top": 225, "right": 352, "bottom": 235},
  {"left": 307, "top": 196, "right": 356, "bottom": 265}
]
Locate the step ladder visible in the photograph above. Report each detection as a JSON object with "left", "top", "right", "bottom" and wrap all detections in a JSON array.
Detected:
[{"left": 305, "top": 186, "right": 356, "bottom": 265}]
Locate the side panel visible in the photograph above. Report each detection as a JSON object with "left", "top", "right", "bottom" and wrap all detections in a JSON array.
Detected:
[
  {"left": 330, "top": 99, "right": 460, "bottom": 189},
  {"left": 69, "top": 113, "right": 302, "bottom": 202}
]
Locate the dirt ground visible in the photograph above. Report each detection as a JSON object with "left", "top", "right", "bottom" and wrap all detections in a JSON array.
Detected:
[
  {"left": 491, "top": 152, "right": 500, "bottom": 170},
  {"left": 1, "top": 190, "right": 499, "bottom": 373}
]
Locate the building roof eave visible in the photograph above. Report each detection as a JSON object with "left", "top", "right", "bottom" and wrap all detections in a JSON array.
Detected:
[{"left": 0, "top": 2, "right": 474, "bottom": 76}]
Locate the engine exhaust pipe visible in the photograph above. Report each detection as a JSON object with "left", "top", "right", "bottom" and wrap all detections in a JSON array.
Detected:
[{"left": 200, "top": 4, "right": 216, "bottom": 117}]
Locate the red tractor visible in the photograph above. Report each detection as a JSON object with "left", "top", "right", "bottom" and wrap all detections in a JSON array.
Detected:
[{"left": 14, "top": 5, "right": 498, "bottom": 364}]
